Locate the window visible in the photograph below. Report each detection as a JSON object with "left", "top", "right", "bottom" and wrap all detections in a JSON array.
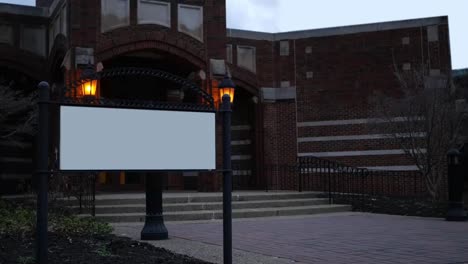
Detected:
[
  {"left": 178, "top": 4, "right": 203, "bottom": 42},
  {"left": 280, "top": 40, "right": 289, "bottom": 56},
  {"left": 21, "top": 26, "right": 46, "bottom": 57},
  {"left": 138, "top": 0, "right": 170, "bottom": 27},
  {"left": 280, "top": 81, "right": 290, "bottom": 88},
  {"left": 226, "top": 44, "right": 233, "bottom": 63},
  {"left": 61, "top": 5, "right": 67, "bottom": 36},
  {"left": 237, "top": 46, "right": 256, "bottom": 73},
  {"left": 0, "top": 25, "right": 13, "bottom": 45},
  {"left": 427, "top": 25, "right": 438, "bottom": 42},
  {"left": 305, "top": 46, "right": 312, "bottom": 54},
  {"left": 306, "top": 71, "right": 314, "bottom": 79},
  {"left": 101, "top": 0, "right": 130, "bottom": 33}
]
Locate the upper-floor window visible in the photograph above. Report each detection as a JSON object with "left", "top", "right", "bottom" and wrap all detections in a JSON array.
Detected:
[
  {"left": 0, "top": 25, "right": 13, "bottom": 45},
  {"left": 226, "top": 44, "right": 233, "bottom": 63},
  {"left": 237, "top": 46, "right": 256, "bottom": 73},
  {"left": 101, "top": 0, "right": 130, "bottom": 33},
  {"left": 21, "top": 26, "right": 46, "bottom": 57},
  {"left": 280, "top": 40, "right": 289, "bottom": 56},
  {"left": 178, "top": 4, "right": 203, "bottom": 42},
  {"left": 60, "top": 5, "right": 67, "bottom": 36},
  {"left": 138, "top": 0, "right": 171, "bottom": 27}
]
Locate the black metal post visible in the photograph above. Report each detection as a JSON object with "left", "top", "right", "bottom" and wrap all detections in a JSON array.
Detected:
[
  {"left": 141, "top": 173, "right": 168, "bottom": 240},
  {"left": 36, "top": 81, "right": 50, "bottom": 264},
  {"left": 221, "top": 94, "right": 232, "bottom": 264},
  {"left": 446, "top": 149, "right": 467, "bottom": 221},
  {"left": 92, "top": 174, "right": 96, "bottom": 217}
]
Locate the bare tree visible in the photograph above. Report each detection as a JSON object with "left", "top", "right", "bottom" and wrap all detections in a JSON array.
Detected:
[
  {"left": 0, "top": 82, "right": 37, "bottom": 145},
  {"left": 370, "top": 64, "right": 466, "bottom": 200}
]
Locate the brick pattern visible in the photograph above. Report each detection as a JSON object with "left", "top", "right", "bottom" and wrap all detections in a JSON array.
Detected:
[
  {"left": 162, "top": 213, "right": 468, "bottom": 264},
  {"left": 230, "top": 23, "right": 451, "bottom": 172},
  {"left": 262, "top": 100, "right": 297, "bottom": 167}
]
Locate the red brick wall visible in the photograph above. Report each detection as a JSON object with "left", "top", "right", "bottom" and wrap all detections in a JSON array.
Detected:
[
  {"left": 229, "top": 21, "right": 452, "bottom": 172},
  {"left": 262, "top": 100, "right": 297, "bottom": 166}
]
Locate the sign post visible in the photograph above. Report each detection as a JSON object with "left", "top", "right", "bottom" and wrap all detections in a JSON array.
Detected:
[
  {"left": 35, "top": 67, "right": 222, "bottom": 263},
  {"left": 36, "top": 81, "right": 50, "bottom": 264}
]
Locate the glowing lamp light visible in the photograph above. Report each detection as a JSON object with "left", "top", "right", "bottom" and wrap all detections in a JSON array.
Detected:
[
  {"left": 218, "top": 75, "right": 236, "bottom": 103},
  {"left": 80, "top": 63, "right": 98, "bottom": 98},
  {"left": 81, "top": 79, "right": 97, "bottom": 97}
]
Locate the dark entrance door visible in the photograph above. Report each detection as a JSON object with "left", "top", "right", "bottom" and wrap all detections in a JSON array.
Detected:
[{"left": 231, "top": 87, "right": 256, "bottom": 190}]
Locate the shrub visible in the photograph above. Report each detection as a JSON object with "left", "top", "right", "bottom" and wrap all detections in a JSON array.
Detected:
[
  {"left": 0, "top": 199, "right": 35, "bottom": 236},
  {"left": 0, "top": 199, "right": 113, "bottom": 237},
  {"left": 50, "top": 215, "right": 113, "bottom": 237}
]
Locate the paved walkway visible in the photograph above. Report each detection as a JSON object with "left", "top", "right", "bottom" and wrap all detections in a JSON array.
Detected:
[{"left": 113, "top": 212, "right": 468, "bottom": 264}]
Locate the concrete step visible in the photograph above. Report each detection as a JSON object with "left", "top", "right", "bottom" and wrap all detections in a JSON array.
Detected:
[
  {"left": 86, "top": 204, "right": 352, "bottom": 222},
  {"left": 88, "top": 198, "right": 330, "bottom": 214},
  {"left": 90, "top": 192, "right": 321, "bottom": 206}
]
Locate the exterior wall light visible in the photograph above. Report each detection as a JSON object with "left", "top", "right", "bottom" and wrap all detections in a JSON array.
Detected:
[{"left": 80, "top": 63, "right": 98, "bottom": 97}]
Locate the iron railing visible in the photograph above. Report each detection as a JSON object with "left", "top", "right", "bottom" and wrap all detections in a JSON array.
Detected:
[
  {"left": 260, "top": 157, "right": 445, "bottom": 216},
  {"left": 49, "top": 171, "right": 96, "bottom": 216}
]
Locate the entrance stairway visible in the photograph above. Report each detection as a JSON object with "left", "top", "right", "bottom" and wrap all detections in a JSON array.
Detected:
[{"left": 84, "top": 191, "right": 351, "bottom": 222}]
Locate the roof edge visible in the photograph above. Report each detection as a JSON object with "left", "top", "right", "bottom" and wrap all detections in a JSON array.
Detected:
[
  {"left": 228, "top": 16, "right": 448, "bottom": 41},
  {"left": 0, "top": 3, "right": 48, "bottom": 17}
]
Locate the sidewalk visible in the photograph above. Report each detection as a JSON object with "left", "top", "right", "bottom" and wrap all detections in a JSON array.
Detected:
[{"left": 113, "top": 212, "right": 468, "bottom": 264}]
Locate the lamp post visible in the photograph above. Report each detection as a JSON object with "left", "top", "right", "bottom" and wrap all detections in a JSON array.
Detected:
[
  {"left": 219, "top": 75, "right": 235, "bottom": 264},
  {"left": 141, "top": 173, "right": 168, "bottom": 240},
  {"left": 446, "top": 148, "right": 467, "bottom": 221},
  {"left": 36, "top": 81, "right": 50, "bottom": 264}
]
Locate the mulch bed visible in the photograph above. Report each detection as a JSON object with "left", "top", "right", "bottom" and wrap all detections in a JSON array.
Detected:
[{"left": 0, "top": 233, "right": 213, "bottom": 264}]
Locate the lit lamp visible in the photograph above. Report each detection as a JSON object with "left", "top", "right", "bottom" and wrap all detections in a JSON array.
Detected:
[
  {"left": 80, "top": 63, "right": 97, "bottom": 98},
  {"left": 218, "top": 75, "right": 236, "bottom": 103}
]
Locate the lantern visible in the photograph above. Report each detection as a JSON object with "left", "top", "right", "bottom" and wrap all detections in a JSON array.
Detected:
[{"left": 218, "top": 75, "right": 236, "bottom": 103}]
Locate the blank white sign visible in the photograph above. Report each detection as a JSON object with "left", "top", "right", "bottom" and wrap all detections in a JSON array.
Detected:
[{"left": 60, "top": 105, "right": 216, "bottom": 171}]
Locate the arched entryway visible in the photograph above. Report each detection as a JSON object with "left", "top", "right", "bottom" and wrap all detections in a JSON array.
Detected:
[
  {"left": 231, "top": 86, "right": 258, "bottom": 190},
  {"left": 96, "top": 49, "right": 206, "bottom": 192}
]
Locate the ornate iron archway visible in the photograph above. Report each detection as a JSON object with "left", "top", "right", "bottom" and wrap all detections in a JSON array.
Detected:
[{"left": 62, "top": 67, "right": 214, "bottom": 111}]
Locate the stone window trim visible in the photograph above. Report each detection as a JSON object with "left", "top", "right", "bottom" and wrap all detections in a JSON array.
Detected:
[
  {"left": 236, "top": 45, "right": 256, "bottom": 73},
  {"left": 137, "top": 0, "right": 171, "bottom": 28},
  {"left": 101, "top": 0, "right": 130, "bottom": 33},
  {"left": 177, "top": 4, "right": 204, "bottom": 42}
]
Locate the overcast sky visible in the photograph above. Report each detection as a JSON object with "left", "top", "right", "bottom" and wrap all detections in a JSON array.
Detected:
[{"left": 2, "top": 0, "right": 466, "bottom": 69}]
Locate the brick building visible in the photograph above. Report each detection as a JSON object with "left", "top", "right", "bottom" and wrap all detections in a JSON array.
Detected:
[{"left": 0, "top": 0, "right": 452, "bottom": 193}]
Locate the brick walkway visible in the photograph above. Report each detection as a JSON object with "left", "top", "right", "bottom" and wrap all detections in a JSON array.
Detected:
[
  {"left": 166, "top": 213, "right": 468, "bottom": 264},
  {"left": 113, "top": 213, "right": 468, "bottom": 264}
]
